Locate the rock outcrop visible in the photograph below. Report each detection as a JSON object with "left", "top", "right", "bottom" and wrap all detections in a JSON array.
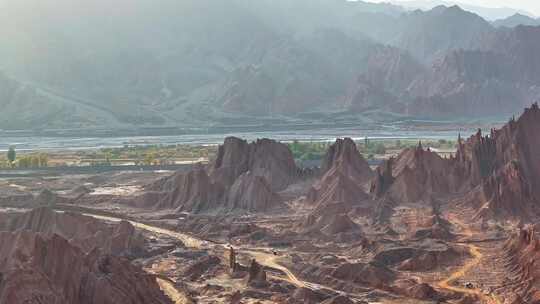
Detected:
[
  {"left": 467, "top": 161, "right": 539, "bottom": 220},
  {"left": 0, "top": 231, "right": 171, "bottom": 304},
  {"left": 142, "top": 137, "right": 297, "bottom": 214},
  {"left": 226, "top": 172, "right": 283, "bottom": 212},
  {"left": 307, "top": 138, "right": 372, "bottom": 206},
  {"left": 229, "top": 247, "right": 238, "bottom": 273},
  {"left": 247, "top": 259, "right": 268, "bottom": 288},
  {"left": 500, "top": 226, "right": 540, "bottom": 302},
  {"left": 371, "top": 104, "right": 540, "bottom": 221},
  {"left": 393, "top": 279, "right": 440, "bottom": 301},
  {"left": 302, "top": 203, "right": 361, "bottom": 237},
  {"left": 330, "top": 262, "right": 395, "bottom": 288},
  {"left": 307, "top": 171, "right": 370, "bottom": 207},
  {"left": 370, "top": 158, "right": 395, "bottom": 198},
  {"left": 454, "top": 103, "right": 540, "bottom": 219},
  {"left": 372, "top": 143, "right": 458, "bottom": 203},
  {"left": 320, "top": 138, "right": 373, "bottom": 183},
  {"left": 210, "top": 137, "right": 299, "bottom": 191},
  {"left": 7, "top": 207, "right": 145, "bottom": 257},
  {"left": 150, "top": 167, "right": 225, "bottom": 213}
]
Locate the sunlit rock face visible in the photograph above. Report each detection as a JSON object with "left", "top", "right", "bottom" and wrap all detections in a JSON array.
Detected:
[{"left": 143, "top": 137, "right": 297, "bottom": 213}]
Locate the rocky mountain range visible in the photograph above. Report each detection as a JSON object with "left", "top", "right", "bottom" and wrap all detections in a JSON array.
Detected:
[
  {"left": 493, "top": 13, "right": 540, "bottom": 28},
  {"left": 0, "top": 0, "right": 539, "bottom": 130},
  {"left": 0, "top": 104, "right": 539, "bottom": 303}
]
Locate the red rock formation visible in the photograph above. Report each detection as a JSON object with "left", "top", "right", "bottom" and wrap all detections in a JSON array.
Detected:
[
  {"left": 320, "top": 214, "right": 360, "bottom": 235},
  {"left": 307, "top": 138, "right": 372, "bottom": 207},
  {"left": 454, "top": 103, "right": 540, "bottom": 219},
  {"left": 143, "top": 137, "right": 298, "bottom": 213},
  {"left": 301, "top": 200, "right": 362, "bottom": 237},
  {"left": 247, "top": 259, "right": 268, "bottom": 288},
  {"left": 320, "top": 138, "right": 373, "bottom": 183},
  {"left": 0, "top": 231, "right": 171, "bottom": 304},
  {"left": 392, "top": 279, "right": 440, "bottom": 301},
  {"left": 456, "top": 103, "right": 540, "bottom": 190},
  {"left": 226, "top": 171, "right": 283, "bottom": 212},
  {"left": 210, "top": 137, "right": 299, "bottom": 191},
  {"left": 375, "top": 143, "right": 458, "bottom": 203},
  {"left": 183, "top": 255, "right": 221, "bottom": 281},
  {"left": 152, "top": 167, "right": 225, "bottom": 213},
  {"left": 331, "top": 262, "right": 395, "bottom": 289},
  {"left": 370, "top": 103, "right": 540, "bottom": 219},
  {"left": 370, "top": 157, "right": 395, "bottom": 197},
  {"left": 465, "top": 161, "right": 539, "bottom": 220},
  {"left": 307, "top": 171, "right": 370, "bottom": 207},
  {"left": 208, "top": 137, "right": 251, "bottom": 187},
  {"left": 229, "top": 247, "right": 237, "bottom": 272},
  {"left": 500, "top": 226, "right": 540, "bottom": 302},
  {"left": 8, "top": 207, "right": 145, "bottom": 256}
]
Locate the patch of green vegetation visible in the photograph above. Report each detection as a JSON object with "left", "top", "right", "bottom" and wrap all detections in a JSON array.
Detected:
[
  {"left": 0, "top": 148, "right": 49, "bottom": 169},
  {"left": 287, "top": 141, "right": 329, "bottom": 162},
  {"left": 287, "top": 138, "right": 458, "bottom": 162},
  {"left": 79, "top": 144, "right": 218, "bottom": 166},
  {"left": 16, "top": 153, "right": 49, "bottom": 168}
]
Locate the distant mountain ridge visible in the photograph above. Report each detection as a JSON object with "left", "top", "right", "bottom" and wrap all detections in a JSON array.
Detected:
[
  {"left": 0, "top": 0, "right": 539, "bottom": 130},
  {"left": 388, "top": 0, "right": 537, "bottom": 20},
  {"left": 493, "top": 13, "right": 540, "bottom": 28}
]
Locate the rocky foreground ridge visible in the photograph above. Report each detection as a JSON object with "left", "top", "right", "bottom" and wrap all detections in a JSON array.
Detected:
[
  {"left": 142, "top": 137, "right": 308, "bottom": 214},
  {"left": 0, "top": 208, "right": 171, "bottom": 304}
]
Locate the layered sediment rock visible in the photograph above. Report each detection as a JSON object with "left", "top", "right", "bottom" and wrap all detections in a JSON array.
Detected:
[
  {"left": 0, "top": 231, "right": 171, "bottom": 304},
  {"left": 466, "top": 161, "right": 539, "bottom": 220},
  {"left": 372, "top": 104, "right": 540, "bottom": 220},
  {"left": 210, "top": 137, "right": 299, "bottom": 191},
  {"left": 384, "top": 144, "right": 459, "bottom": 203},
  {"left": 7, "top": 207, "right": 145, "bottom": 256},
  {"left": 143, "top": 137, "right": 296, "bottom": 213},
  {"left": 226, "top": 172, "right": 283, "bottom": 212},
  {"left": 320, "top": 138, "right": 373, "bottom": 183},
  {"left": 308, "top": 138, "right": 372, "bottom": 206},
  {"left": 151, "top": 167, "right": 225, "bottom": 213},
  {"left": 331, "top": 262, "right": 395, "bottom": 288},
  {"left": 302, "top": 203, "right": 361, "bottom": 236},
  {"left": 307, "top": 171, "right": 370, "bottom": 207},
  {"left": 455, "top": 103, "right": 540, "bottom": 219},
  {"left": 392, "top": 279, "right": 440, "bottom": 301},
  {"left": 500, "top": 226, "right": 540, "bottom": 302}
]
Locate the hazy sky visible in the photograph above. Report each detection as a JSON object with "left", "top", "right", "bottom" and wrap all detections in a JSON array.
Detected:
[{"left": 370, "top": 0, "right": 540, "bottom": 16}]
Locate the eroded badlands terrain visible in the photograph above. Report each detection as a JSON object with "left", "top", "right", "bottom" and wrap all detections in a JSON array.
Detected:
[{"left": 1, "top": 104, "right": 540, "bottom": 304}]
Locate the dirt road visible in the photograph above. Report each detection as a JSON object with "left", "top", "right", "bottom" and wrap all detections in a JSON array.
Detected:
[
  {"left": 437, "top": 216, "right": 502, "bottom": 304},
  {"left": 81, "top": 213, "right": 322, "bottom": 295}
]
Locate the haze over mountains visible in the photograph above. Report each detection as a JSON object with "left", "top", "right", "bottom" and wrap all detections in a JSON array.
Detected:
[
  {"left": 387, "top": 0, "right": 537, "bottom": 20},
  {"left": 0, "top": 0, "right": 539, "bottom": 130}
]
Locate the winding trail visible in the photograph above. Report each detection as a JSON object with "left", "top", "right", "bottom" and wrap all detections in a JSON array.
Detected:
[
  {"left": 437, "top": 216, "right": 502, "bottom": 304},
  {"left": 80, "top": 213, "right": 326, "bottom": 294},
  {"left": 60, "top": 207, "right": 505, "bottom": 303}
]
